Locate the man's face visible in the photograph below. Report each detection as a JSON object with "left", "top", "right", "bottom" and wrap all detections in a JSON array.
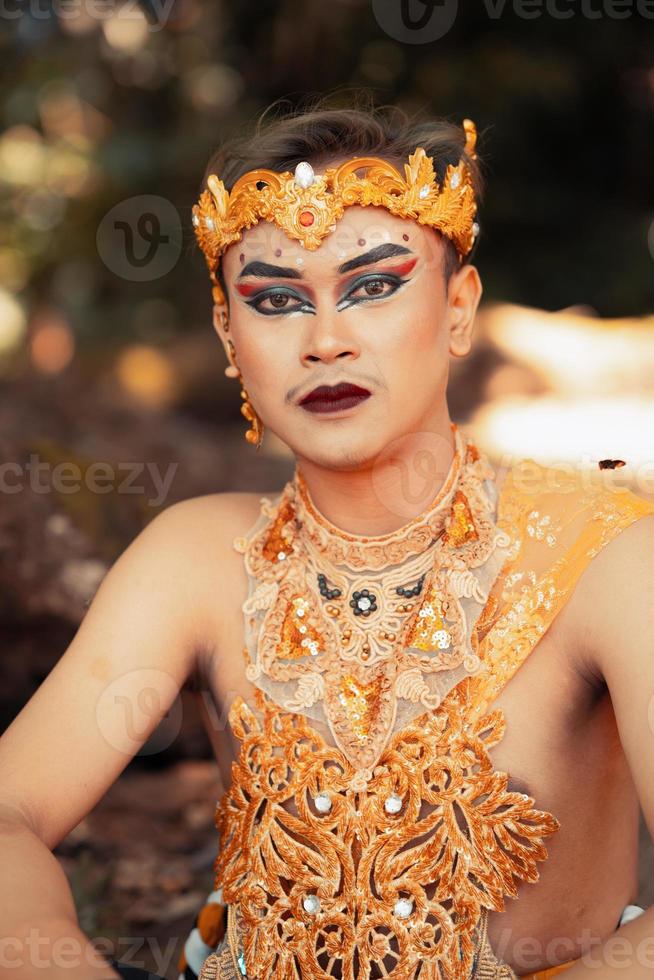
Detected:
[{"left": 216, "top": 204, "right": 481, "bottom": 471}]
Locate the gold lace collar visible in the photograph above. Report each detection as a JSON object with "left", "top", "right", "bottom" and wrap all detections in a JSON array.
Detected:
[
  {"left": 290, "top": 421, "right": 465, "bottom": 570},
  {"left": 235, "top": 422, "right": 514, "bottom": 772}
]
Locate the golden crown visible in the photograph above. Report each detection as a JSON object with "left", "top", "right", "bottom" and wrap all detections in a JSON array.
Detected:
[{"left": 192, "top": 118, "right": 479, "bottom": 302}]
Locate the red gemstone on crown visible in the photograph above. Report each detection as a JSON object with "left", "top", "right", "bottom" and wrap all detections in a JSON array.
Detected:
[{"left": 299, "top": 211, "right": 315, "bottom": 227}]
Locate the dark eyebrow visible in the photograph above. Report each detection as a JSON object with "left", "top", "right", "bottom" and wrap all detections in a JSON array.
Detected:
[
  {"left": 337, "top": 242, "right": 413, "bottom": 274},
  {"left": 238, "top": 260, "right": 303, "bottom": 280},
  {"left": 237, "top": 242, "right": 414, "bottom": 282}
]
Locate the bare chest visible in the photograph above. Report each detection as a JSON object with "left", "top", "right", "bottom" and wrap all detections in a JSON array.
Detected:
[{"left": 200, "top": 519, "right": 638, "bottom": 975}]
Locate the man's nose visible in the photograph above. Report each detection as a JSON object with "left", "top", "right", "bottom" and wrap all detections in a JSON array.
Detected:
[{"left": 300, "top": 309, "right": 360, "bottom": 365}]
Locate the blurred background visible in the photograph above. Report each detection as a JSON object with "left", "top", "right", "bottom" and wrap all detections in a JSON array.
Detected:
[{"left": 1, "top": 1, "right": 653, "bottom": 975}]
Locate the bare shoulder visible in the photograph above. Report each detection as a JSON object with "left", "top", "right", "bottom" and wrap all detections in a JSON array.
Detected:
[
  {"left": 148, "top": 488, "right": 274, "bottom": 593},
  {"left": 118, "top": 492, "right": 264, "bottom": 604},
  {"left": 563, "top": 509, "right": 654, "bottom": 685},
  {"left": 0, "top": 489, "right": 276, "bottom": 849},
  {"left": 152, "top": 489, "right": 276, "bottom": 650},
  {"left": 564, "top": 510, "right": 654, "bottom": 831},
  {"left": 153, "top": 490, "right": 271, "bottom": 547}
]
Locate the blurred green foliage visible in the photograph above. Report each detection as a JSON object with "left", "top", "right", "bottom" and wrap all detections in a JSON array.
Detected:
[{"left": 0, "top": 0, "right": 652, "bottom": 367}]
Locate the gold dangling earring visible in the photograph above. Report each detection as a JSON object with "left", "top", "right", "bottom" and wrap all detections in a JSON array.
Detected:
[
  {"left": 223, "top": 333, "right": 264, "bottom": 451},
  {"left": 239, "top": 385, "right": 264, "bottom": 450}
]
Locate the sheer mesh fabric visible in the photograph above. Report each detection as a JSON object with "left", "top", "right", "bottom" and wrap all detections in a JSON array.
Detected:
[{"left": 199, "top": 433, "right": 654, "bottom": 980}]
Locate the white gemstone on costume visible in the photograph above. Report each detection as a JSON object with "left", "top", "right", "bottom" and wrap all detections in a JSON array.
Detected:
[
  {"left": 394, "top": 897, "right": 413, "bottom": 918},
  {"left": 314, "top": 792, "right": 332, "bottom": 813},
  {"left": 384, "top": 792, "right": 403, "bottom": 814},
  {"left": 472, "top": 221, "right": 480, "bottom": 236},
  {"left": 299, "top": 625, "right": 307, "bottom": 633},
  {"left": 357, "top": 596, "right": 372, "bottom": 611},
  {"left": 419, "top": 184, "right": 430, "bottom": 199},
  {"left": 294, "top": 161, "right": 316, "bottom": 189},
  {"left": 204, "top": 216, "right": 215, "bottom": 231},
  {"left": 433, "top": 629, "right": 451, "bottom": 649},
  {"left": 277, "top": 551, "right": 286, "bottom": 560},
  {"left": 192, "top": 213, "right": 200, "bottom": 227},
  {"left": 303, "top": 893, "right": 321, "bottom": 914},
  {"left": 450, "top": 171, "right": 461, "bottom": 189}
]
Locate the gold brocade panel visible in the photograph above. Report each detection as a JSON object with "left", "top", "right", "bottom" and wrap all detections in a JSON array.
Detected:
[{"left": 203, "top": 446, "right": 654, "bottom": 980}]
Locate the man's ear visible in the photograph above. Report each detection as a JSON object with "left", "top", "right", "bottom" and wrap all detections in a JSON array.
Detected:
[
  {"left": 212, "top": 302, "right": 239, "bottom": 376},
  {"left": 447, "top": 263, "right": 482, "bottom": 358},
  {"left": 213, "top": 301, "right": 230, "bottom": 349},
  {"left": 212, "top": 301, "right": 228, "bottom": 338}
]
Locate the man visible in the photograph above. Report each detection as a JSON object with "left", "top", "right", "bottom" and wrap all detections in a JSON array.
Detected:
[
  {"left": 181, "top": 102, "right": 654, "bottom": 979},
  {"left": 1, "top": 102, "right": 653, "bottom": 980}
]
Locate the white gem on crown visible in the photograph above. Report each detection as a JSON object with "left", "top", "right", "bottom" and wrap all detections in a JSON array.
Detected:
[{"left": 294, "top": 162, "right": 316, "bottom": 189}]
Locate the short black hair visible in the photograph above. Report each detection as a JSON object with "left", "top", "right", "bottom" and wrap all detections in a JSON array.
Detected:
[{"left": 203, "top": 91, "right": 485, "bottom": 303}]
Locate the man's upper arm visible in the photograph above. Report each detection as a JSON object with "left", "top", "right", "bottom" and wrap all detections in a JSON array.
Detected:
[
  {"left": 0, "top": 495, "right": 227, "bottom": 850},
  {"left": 581, "top": 513, "right": 654, "bottom": 838}
]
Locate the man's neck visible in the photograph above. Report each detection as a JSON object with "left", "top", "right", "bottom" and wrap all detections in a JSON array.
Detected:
[{"left": 294, "top": 422, "right": 458, "bottom": 537}]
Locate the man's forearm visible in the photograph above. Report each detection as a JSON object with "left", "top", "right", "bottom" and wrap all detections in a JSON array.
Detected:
[
  {"left": 556, "top": 904, "right": 654, "bottom": 978},
  {"left": 0, "top": 809, "right": 119, "bottom": 978}
]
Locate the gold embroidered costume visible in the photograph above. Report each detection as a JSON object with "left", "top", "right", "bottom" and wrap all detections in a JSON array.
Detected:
[{"left": 190, "top": 424, "right": 654, "bottom": 980}]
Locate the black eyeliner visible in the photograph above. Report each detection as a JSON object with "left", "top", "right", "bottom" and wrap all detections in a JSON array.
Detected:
[
  {"left": 336, "top": 272, "right": 407, "bottom": 311},
  {"left": 244, "top": 286, "right": 315, "bottom": 317},
  {"left": 241, "top": 271, "right": 410, "bottom": 317}
]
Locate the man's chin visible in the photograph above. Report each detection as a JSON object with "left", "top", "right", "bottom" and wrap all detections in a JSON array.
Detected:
[{"left": 290, "top": 434, "right": 385, "bottom": 473}]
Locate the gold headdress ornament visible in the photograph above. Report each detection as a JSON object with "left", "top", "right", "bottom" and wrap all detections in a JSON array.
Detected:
[{"left": 193, "top": 118, "right": 480, "bottom": 304}]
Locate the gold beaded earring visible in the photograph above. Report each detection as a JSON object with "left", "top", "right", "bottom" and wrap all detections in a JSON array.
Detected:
[{"left": 221, "top": 315, "right": 264, "bottom": 451}]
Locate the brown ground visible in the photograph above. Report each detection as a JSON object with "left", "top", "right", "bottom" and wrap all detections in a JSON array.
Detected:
[{"left": 55, "top": 752, "right": 223, "bottom": 980}]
